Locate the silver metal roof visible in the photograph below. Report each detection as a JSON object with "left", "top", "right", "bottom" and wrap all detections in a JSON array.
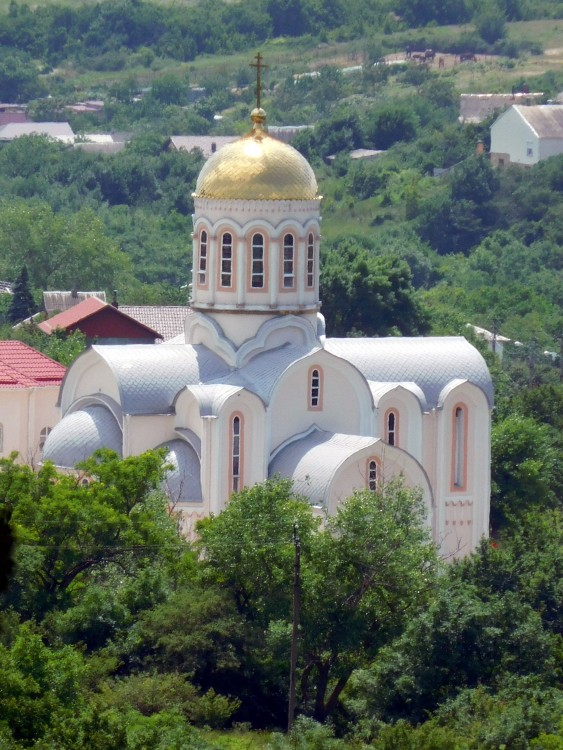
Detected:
[
  {"left": 514, "top": 104, "right": 563, "bottom": 138},
  {"left": 92, "top": 343, "right": 230, "bottom": 415},
  {"left": 161, "top": 439, "right": 202, "bottom": 504},
  {"left": 325, "top": 337, "right": 493, "bottom": 408},
  {"left": 228, "top": 343, "right": 319, "bottom": 405},
  {"left": 269, "top": 429, "right": 379, "bottom": 505},
  {"left": 42, "top": 404, "right": 122, "bottom": 468}
]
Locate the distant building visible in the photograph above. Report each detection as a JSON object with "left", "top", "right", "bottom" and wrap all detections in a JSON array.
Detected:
[
  {"left": 118, "top": 306, "right": 191, "bottom": 343},
  {"left": 0, "top": 104, "right": 28, "bottom": 128},
  {"left": 38, "top": 296, "right": 162, "bottom": 344},
  {"left": 0, "top": 122, "right": 75, "bottom": 144},
  {"left": 490, "top": 104, "right": 563, "bottom": 166},
  {"left": 43, "top": 291, "right": 106, "bottom": 316},
  {"left": 168, "top": 136, "right": 238, "bottom": 158},
  {"left": 459, "top": 92, "right": 543, "bottom": 124},
  {"left": 0, "top": 341, "right": 65, "bottom": 464}
]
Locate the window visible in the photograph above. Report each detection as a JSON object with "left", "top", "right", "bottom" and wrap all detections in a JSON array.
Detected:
[
  {"left": 0, "top": 423, "right": 3, "bottom": 452},
  {"left": 367, "top": 458, "right": 379, "bottom": 492},
  {"left": 39, "top": 426, "right": 52, "bottom": 451},
  {"left": 385, "top": 409, "right": 398, "bottom": 446},
  {"left": 309, "top": 367, "right": 322, "bottom": 409},
  {"left": 198, "top": 230, "right": 208, "bottom": 286},
  {"left": 282, "top": 233, "right": 294, "bottom": 289},
  {"left": 306, "top": 232, "right": 315, "bottom": 288},
  {"left": 231, "top": 414, "right": 243, "bottom": 493},
  {"left": 220, "top": 232, "right": 233, "bottom": 288},
  {"left": 251, "top": 233, "right": 265, "bottom": 289},
  {"left": 526, "top": 141, "right": 533, "bottom": 157},
  {"left": 452, "top": 405, "right": 467, "bottom": 490}
]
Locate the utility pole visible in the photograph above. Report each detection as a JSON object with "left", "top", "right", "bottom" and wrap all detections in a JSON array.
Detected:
[{"left": 287, "top": 523, "right": 301, "bottom": 732}]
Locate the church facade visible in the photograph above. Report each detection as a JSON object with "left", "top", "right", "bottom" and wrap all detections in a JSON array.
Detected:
[{"left": 43, "top": 109, "right": 493, "bottom": 558}]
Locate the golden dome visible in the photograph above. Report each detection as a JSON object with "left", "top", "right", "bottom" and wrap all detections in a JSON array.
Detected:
[{"left": 193, "top": 109, "right": 319, "bottom": 201}]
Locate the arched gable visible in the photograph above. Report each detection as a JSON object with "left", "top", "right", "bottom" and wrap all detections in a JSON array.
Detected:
[
  {"left": 269, "top": 428, "right": 433, "bottom": 518},
  {"left": 373, "top": 384, "right": 425, "bottom": 462},
  {"left": 268, "top": 348, "right": 374, "bottom": 450}
]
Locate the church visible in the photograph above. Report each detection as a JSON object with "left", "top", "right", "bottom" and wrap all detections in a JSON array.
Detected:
[{"left": 43, "top": 106, "right": 493, "bottom": 559}]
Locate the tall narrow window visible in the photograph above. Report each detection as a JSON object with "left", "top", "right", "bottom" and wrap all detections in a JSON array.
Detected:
[
  {"left": 251, "top": 233, "right": 265, "bottom": 288},
  {"left": 198, "top": 230, "right": 207, "bottom": 286},
  {"left": 306, "top": 232, "right": 315, "bottom": 288},
  {"left": 367, "top": 458, "right": 379, "bottom": 492},
  {"left": 231, "top": 414, "right": 243, "bottom": 493},
  {"left": 385, "top": 409, "right": 398, "bottom": 446},
  {"left": 39, "top": 426, "right": 52, "bottom": 451},
  {"left": 283, "top": 234, "right": 294, "bottom": 289},
  {"left": 453, "top": 405, "right": 466, "bottom": 489},
  {"left": 309, "top": 367, "right": 322, "bottom": 409},
  {"left": 220, "top": 232, "right": 233, "bottom": 288}
]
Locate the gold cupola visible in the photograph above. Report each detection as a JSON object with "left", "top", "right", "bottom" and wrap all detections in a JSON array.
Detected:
[{"left": 193, "top": 108, "right": 319, "bottom": 201}]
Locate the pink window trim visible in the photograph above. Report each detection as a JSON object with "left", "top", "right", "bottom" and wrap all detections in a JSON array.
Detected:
[
  {"left": 197, "top": 229, "right": 209, "bottom": 289},
  {"left": 450, "top": 403, "right": 468, "bottom": 492},
  {"left": 230, "top": 412, "right": 244, "bottom": 494},
  {"left": 308, "top": 365, "right": 323, "bottom": 410},
  {"left": 306, "top": 232, "right": 316, "bottom": 289},
  {"left": 246, "top": 232, "right": 269, "bottom": 292},
  {"left": 218, "top": 231, "right": 235, "bottom": 290},
  {"left": 279, "top": 232, "right": 296, "bottom": 292},
  {"left": 384, "top": 408, "right": 399, "bottom": 447}
]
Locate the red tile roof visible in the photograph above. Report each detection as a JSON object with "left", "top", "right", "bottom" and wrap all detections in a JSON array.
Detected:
[
  {"left": 38, "top": 295, "right": 107, "bottom": 333},
  {"left": 38, "top": 296, "right": 162, "bottom": 339},
  {"left": 0, "top": 341, "right": 66, "bottom": 388}
]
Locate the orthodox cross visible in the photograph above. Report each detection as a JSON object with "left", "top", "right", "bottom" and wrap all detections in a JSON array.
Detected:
[{"left": 250, "top": 52, "right": 268, "bottom": 109}]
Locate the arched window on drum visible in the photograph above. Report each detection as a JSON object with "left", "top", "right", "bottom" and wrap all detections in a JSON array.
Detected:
[
  {"left": 198, "top": 230, "right": 208, "bottom": 287},
  {"left": 250, "top": 233, "right": 265, "bottom": 289}
]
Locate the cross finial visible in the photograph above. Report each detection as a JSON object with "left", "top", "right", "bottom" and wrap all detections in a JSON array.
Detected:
[{"left": 250, "top": 52, "right": 268, "bottom": 109}]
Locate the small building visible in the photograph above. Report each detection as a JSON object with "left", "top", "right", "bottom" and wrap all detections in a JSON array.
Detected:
[
  {"left": 0, "top": 341, "right": 65, "bottom": 464},
  {"left": 459, "top": 93, "right": 543, "bottom": 124},
  {"left": 490, "top": 104, "right": 563, "bottom": 166},
  {"left": 168, "top": 136, "right": 238, "bottom": 158},
  {"left": 37, "top": 296, "right": 162, "bottom": 344},
  {"left": 0, "top": 121, "right": 75, "bottom": 144},
  {"left": 43, "top": 291, "right": 106, "bottom": 317}
]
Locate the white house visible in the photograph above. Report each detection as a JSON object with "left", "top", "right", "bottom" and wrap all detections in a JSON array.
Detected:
[
  {"left": 43, "top": 108, "right": 493, "bottom": 559},
  {"left": 0, "top": 341, "right": 65, "bottom": 466},
  {"left": 490, "top": 104, "right": 563, "bottom": 166}
]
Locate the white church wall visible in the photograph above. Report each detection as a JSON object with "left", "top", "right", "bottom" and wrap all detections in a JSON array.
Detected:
[
  {"left": 375, "top": 388, "right": 424, "bottom": 462},
  {"left": 212, "top": 390, "right": 266, "bottom": 513},
  {"left": 124, "top": 414, "right": 175, "bottom": 456},
  {"left": 61, "top": 351, "right": 120, "bottom": 413},
  {"left": 268, "top": 353, "right": 373, "bottom": 451},
  {"left": 435, "top": 381, "right": 491, "bottom": 558},
  {"left": 174, "top": 390, "right": 205, "bottom": 442},
  {"left": 327, "top": 445, "right": 433, "bottom": 522}
]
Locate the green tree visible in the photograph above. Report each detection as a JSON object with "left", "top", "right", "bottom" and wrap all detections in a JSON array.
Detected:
[
  {"left": 198, "top": 479, "right": 439, "bottom": 723},
  {"left": 7, "top": 265, "right": 35, "bottom": 324},
  {"left": 491, "top": 414, "right": 559, "bottom": 531},
  {"left": 320, "top": 240, "right": 430, "bottom": 337},
  {"left": 0, "top": 449, "right": 183, "bottom": 618}
]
